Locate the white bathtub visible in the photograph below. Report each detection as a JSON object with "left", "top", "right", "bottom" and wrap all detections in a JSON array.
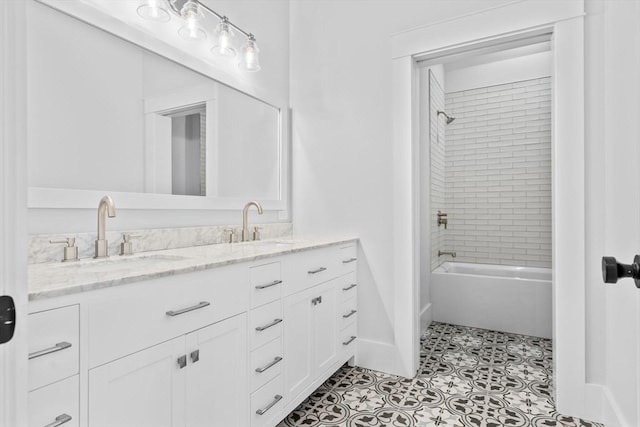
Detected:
[{"left": 431, "top": 262, "right": 552, "bottom": 338}]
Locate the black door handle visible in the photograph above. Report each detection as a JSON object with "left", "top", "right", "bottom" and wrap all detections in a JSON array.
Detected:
[
  {"left": 0, "top": 296, "right": 16, "bottom": 344},
  {"left": 602, "top": 255, "right": 640, "bottom": 288}
]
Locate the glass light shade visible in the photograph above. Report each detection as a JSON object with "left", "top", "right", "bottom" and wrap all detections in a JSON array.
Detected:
[
  {"left": 178, "top": 0, "right": 206, "bottom": 41},
  {"left": 238, "top": 38, "right": 261, "bottom": 72},
  {"left": 137, "top": 0, "right": 170, "bottom": 22},
  {"left": 211, "top": 20, "right": 236, "bottom": 57}
]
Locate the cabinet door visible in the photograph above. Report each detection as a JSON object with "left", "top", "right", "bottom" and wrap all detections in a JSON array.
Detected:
[
  {"left": 283, "top": 288, "right": 314, "bottom": 401},
  {"left": 88, "top": 337, "right": 185, "bottom": 427},
  {"left": 185, "top": 314, "right": 248, "bottom": 427},
  {"left": 312, "top": 281, "right": 338, "bottom": 374}
]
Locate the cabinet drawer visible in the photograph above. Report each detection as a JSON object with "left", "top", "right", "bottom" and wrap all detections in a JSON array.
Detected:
[
  {"left": 339, "top": 322, "right": 357, "bottom": 361},
  {"left": 250, "top": 337, "right": 283, "bottom": 392},
  {"left": 88, "top": 266, "right": 248, "bottom": 368},
  {"left": 28, "top": 305, "right": 79, "bottom": 391},
  {"left": 28, "top": 375, "right": 79, "bottom": 427},
  {"left": 283, "top": 246, "right": 340, "bottom": 296},
  {"left": 338, "top": 243, "right": 357, "bottom": 275},
  {"left": 338, "top": 272, "right": 357, "bottom": 302},
  {"left": 251, "top": 376, "right": 284, "bottom": 427},
  {"left": 250, "top": 300, "right": 283, "bottom": 351},
  {"left": 339, "top": 298, "right": 357, "bottom": 330},
  {"left": 250, "top": 261, "right": 282, "bottom": 309}
]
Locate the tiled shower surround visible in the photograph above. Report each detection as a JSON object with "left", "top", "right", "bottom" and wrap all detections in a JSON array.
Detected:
[{"left": 443, "top": 78, "right": 551, "bottom": 268}]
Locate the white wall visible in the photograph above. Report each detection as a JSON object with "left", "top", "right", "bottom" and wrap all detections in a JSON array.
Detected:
[
  {"left": 26, "top": 0, "right": 290, "bottom": 234},
  {"left": 289, "top": 0, "right": 515, "bottom": 374}
]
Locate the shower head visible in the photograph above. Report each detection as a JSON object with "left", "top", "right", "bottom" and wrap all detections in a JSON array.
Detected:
[{"left": 437, "top": 110, "right": 455, "bottom": 124}]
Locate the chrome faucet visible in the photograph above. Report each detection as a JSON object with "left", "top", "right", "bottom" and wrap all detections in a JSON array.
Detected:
[
  {"left": 95, "top": 195, "right": 116, "bottom": 258},
  {"left": 242, "top": 201, "right": 263, "bottom": 242},
  {"left": 438, "top": 250, "right": 456, "bottom": 258}
]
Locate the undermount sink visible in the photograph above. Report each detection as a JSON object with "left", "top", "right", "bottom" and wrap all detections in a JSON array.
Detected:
[
  {"left": 244, "top": 239, "right": 300, "bottom": 248},
  {"left": 56, "top": 254, "right": 187, "bottom": 273}
]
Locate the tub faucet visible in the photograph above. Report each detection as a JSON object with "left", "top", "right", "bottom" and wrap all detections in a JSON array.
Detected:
[
  {"left": 438, "top": 250, "right": 456, "bottom": 258},
  {"left": 95, "top": 195, "right": 116, "bottom": 258},
  {"left": 242, "top": 201, "right": 263, "bottom": 242}
]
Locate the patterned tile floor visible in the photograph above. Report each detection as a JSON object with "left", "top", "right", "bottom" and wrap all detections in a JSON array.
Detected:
[{"left": 277, "top": 322, "right": 604, "bottom": 427}]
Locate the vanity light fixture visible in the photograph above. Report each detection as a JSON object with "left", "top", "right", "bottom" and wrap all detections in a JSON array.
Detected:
[
  {"left": 137, "top": 0, "right": 261, "bottom": 71},
  {"left": 211, "top": 17, "right": 236, "bottom": 57},
  {"left": 238, "top": 35, "right": 261, "bottom": 72},
  {"left": 137, "top": 0, "right": 171, "bottom": 22},
  {"left": 177, "top": 0, "right": 206, "bottom": 41}
]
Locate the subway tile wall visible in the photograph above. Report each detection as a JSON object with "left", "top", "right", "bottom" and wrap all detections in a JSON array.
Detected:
[
  {"left": 443, "top": 77, "right": 551, "bottom": 268},
  {"left": 429, "top": 71, "right": 446, "bottom": 271}
]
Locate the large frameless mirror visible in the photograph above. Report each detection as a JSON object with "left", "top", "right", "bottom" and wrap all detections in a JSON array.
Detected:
[{"left": 27, "top": 0, "right": 284, "bottom": 209}]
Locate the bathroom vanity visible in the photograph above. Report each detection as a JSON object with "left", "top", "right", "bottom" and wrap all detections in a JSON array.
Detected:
[{"left": 27, "top": 237, "right": 358, "bottom": 427}]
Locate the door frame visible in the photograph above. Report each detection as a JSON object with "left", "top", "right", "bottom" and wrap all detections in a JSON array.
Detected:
[
  {"left": 390, "top": 0, "right": 593, "bottom": 420},
  {"left": 0, "top": 1, "right": 29, "bottom": 426}
]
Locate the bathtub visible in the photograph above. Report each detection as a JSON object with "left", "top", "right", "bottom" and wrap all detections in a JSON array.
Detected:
[{"left": 431, "top": 262, "right": 552, "bottom": 338}]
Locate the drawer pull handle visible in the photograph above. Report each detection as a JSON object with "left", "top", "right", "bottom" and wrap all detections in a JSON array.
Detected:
[
  {"left": 342, "top": 283, "right": 357, "bottom": 291},
  {"left": 255, "top": 318, "right": 283, "bottom": 331},
  {"left": 343, "top": 310, "right": 357, "bottom": 319},
  {"left": 255, "top": 356, "right": 283, "bottom": 373},
  {"left": 256, "top": 394, "right": 283, "bottom": 415},
  {"left": 307, "top": 267, "right": 327, "bottom": 275},
  {"left": 190, "top": 349, "right": 200, "bottom": 363},
  {"left": 43, "top": 414, "right": 72, "bottom": 427},
  {"left": 255, "top": 280, "right": 282, "bottom": 290},
  {"left": 342, "top": 336, "right": 357, "bottom": 346},
  {"left": 166, "top": 301, "right": 210, "bottom": 317},
  {"left": 28, "top": 342, "right": 72, "bottom": 360},
  {"left": 342, "top": 258, "right": 357, "bottom": 264}
]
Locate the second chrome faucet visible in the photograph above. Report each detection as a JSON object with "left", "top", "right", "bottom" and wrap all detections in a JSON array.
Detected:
[
  {"left": 95, "top": 195, "right": 116, "bottom": 258},
  {"left": 242, "top": 201, "right": 263, "bottom": 242}
]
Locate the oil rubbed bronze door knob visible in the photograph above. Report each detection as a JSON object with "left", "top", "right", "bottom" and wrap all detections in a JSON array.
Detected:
[{"left": 602, "top": 255, "right": 640, "bottom": 288}]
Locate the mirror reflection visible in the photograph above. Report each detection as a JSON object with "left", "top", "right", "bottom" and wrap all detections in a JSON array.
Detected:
[{"left": 27, "top": 2, "right": 280, "bottom": 200}]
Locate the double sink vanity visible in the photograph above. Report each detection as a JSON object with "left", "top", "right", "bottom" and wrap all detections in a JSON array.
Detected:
[
  {"left": 23, "top": 1, "right": 356, "bottom": 425},
  {"left": 27, "top": 200, "right": 358, "bottom": 427}
]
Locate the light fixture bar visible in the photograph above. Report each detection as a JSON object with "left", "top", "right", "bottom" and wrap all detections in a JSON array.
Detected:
[{"left": 168, "top": 0, "right": 253, "bottom": 39}]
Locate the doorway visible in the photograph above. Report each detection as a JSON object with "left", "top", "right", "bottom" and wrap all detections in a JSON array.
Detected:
[
  {"left": 419, "top": 37, "right": 553, "bottom": 338},
  {"left": 390, "top": 1, "right": 589, "bottom": 420}
]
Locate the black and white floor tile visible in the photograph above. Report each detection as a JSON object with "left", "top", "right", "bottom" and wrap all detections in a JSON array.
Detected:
[{"left": 277, "top": 322, "right": 604, "bottom": 427}]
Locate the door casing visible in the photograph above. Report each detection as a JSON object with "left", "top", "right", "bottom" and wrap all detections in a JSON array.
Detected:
[
  {"left": 0, "top": 1, "right": 29, "bottom": 426},
  {"left": 390, "top": 0, "right": 593, "bottom": 421}
]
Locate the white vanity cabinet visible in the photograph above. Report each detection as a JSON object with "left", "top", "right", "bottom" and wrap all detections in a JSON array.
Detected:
[
  {"left": 283, "top": 279, "right": 338, "bottom": 401},
  {"left": 27, "top": 238, "right": 358, "bottom": 427},
  {"left": 88, "top": 314, "right": 247, "bottom": 427},
  {"left": 27, "top": 305, "right": 80, "bottom": 427},
  {"left": 280, "top": 242, "right": 358, "bottom": 415},
  {"left": 85, "top": 265, "right": 249, "bottom": 427}
]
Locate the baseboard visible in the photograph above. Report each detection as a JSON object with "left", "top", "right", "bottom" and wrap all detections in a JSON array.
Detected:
[
  {"left": 355, "top": 338, "right": 404, "bottom": 377},
  {"left": 420, "top": 303, "right": 432, "bottom": 334},
  {"left": 602, "top": 385, "right": 632, "bottom": 427},
  {"left": 582, "top": 383, "right": 604, "bottom": 424}
]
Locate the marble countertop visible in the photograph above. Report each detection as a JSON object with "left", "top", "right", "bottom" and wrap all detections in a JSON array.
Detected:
[{"left": 28, "top": 235, "right": 357, "bottom": 301}]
